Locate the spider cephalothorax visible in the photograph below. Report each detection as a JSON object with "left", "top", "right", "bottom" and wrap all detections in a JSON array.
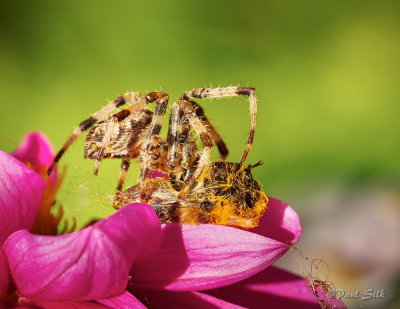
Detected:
[{"left": 48, "top": 86, "right": 268, "bottom": 228}]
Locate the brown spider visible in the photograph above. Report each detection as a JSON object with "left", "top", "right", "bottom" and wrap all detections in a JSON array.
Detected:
[{"left": 48, "top": 86, "right": 268, "bottom": 228}]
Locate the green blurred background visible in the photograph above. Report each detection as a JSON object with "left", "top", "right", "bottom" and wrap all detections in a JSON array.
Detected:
[{"left": 1, "top": 1, "right": 399, "bottom": 308}]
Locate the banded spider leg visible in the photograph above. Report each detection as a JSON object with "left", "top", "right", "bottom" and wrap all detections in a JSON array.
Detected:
[
  {"left": 181, "top": 86, "right": 257, "bottom": 163},
  {"left": 47, "top": 91, "right": 170, "bottom": 193}
]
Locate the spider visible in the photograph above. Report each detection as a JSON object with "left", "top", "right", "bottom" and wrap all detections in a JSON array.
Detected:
[{"left": 48, "top": 86, "right": 268, "bottom": 228}]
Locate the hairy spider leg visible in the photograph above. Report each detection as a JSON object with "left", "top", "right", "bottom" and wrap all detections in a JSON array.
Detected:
[
  {"left": 166, "top": 101, "right": 199, "bottom": 182},
  {"left": 185, "top": 99, "right": 229, "bottom": 160},
  {"left": 174, "top": 100, "right": 214, "bottom": 199},
  {"left": 92, "top": 108, "right": 135, "bottom": 176},
  {"left": 114, "top": 92, "right": 169, "bottom": 191},
  {"left": 139, "top": 135, "right": 168, "bottom": 180},
  {"left": 47, "top": 92, "right": 142, "bottom": 175},
  {"left": 116, "top": 159, "right": 130, "bottom": 192},
  {"left": 144, "top": 92, "right": 169, "bottom": 138},
  {"left": 182, "top": 86, "right": 257, "bottom": 163},
  {"left": 180, "top": 119, "right": 199, "bottom": 182},
  {"left": 138, "top": 92, "right": 169, "bottom": 180},
  {"left": 166, "top": 98, "right": 228, "bottom": 182},
  {"left": 166, "top": 99, "right": 183, "bottom": 171},
  {"left": 92, "top": 92, "right": 169, "bottom": 178}
]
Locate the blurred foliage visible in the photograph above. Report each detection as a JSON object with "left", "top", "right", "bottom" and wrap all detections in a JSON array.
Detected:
[{"left": 0, "top": 0, "right": 399, "bottom": 226}]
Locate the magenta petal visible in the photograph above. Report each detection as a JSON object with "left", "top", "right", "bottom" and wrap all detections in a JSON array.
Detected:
[
  {"left": 21, "top": 300, "right": 107, "bottom": 309},
  {"left": 3, "top": 204, "right": 160, "bottom": 301},
  {"left": 12, "top": 132, "right": 57, "bottom": 185},
  {"left": 96, "top": 291, "right": 146, "bottom": 309},
  {"left": 205, "top": 266, "right": 346, "bottom": 309},
  {"left": 205, "top": 266, "right": 319, "bottom": 308},
  {"left": 251, "top": 197, "right": 302, "bottom": 244},
  {"left": 30, "top": 291, "right": 146, "bottom": 309},
  {"left": 137, "top": 290, "right": 246, "bottom": 309},
  {"left": 132, "top": 224, "right": 291, "bottom": 291},
  {"left": 12, "top": 132, "right": 54, "bottom": 171},
  {"left": 132, "top": 198, "right": 301, "bottom": 291},
  {"left": 0, "top": 251, "right": 10, "bottom": 293},
  {"left": 0, "top": 151, "right": 46, "bottom": 244}
]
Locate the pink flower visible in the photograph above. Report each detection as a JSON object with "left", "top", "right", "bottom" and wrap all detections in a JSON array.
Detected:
[
  {"left": 1, "top": 133, "right": 159, "bottom": 308},
  {"left": 0, "top": 132, "right": 344, "bottom": 308}
]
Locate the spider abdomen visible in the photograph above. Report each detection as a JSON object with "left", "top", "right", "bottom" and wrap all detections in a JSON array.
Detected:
[{"left": 85, "top": 109, "right": 152, "bottom": 159}]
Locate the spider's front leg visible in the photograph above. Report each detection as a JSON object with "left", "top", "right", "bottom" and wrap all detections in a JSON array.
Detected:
[
  {"left": 171, "top": 100, "right": 214, "bottom": 199},
  {"left": 116, "top": 159, "right": 130, "bottom": 192},
  {"left": 166, "top": 99, "right": 196, "bottom": 182},
  {"left": 86, "top": 91, "right": 168, "bottom": 193},
  {"left": 138, "top": 92, "right": 169, "bottom": 181},
  {"left": 182, "top": 86, "right": 257, "bottom": 163},
  {"left": 47, "top": 92, "right": 141, "bottom": 175}
]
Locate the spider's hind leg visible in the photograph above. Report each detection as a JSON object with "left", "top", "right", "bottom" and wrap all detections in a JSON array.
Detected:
[
  {"left": 182, "top": 86, "right": 257, "bottom": 163},
  {"left": 190, "top": 100, "right": 229, "bottom": 160}
]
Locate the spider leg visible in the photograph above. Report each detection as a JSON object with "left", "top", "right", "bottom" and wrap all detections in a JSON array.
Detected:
[
  {"left": 144, "top": 92, "right": 169, "bottom": 138},
  {"left": 139, "top": 135, "right": 168, "bottom": 179},
  {"left": 166, "top": 101, "right": 184, "bottom": 175},
  {"left": 47, "top": 92, "right": 141, "bottom": 175},
  {"left": 181, "top": 124, "right": 199, "bottom": 182},
  {"left": 92, "top": 108, "right": 133, "bottom": 175},
  {"left": 189, "top": 100, "right": 229, "bottom": 160},
  {"left": 89, "top": 92, "right": 168, "bottom": 179},
  {"left": 116, "top": 159, "right": 130, "bottom": 192},
  {"left": 114, "top": 92, "right": 168, "bottom": 202},
  {"left": 138, "top": 92, "right": 169, "bottom": 180},
  {"left": 166, "top": 101, "right": 198, "bottom": 182},
  {"left": 138, "top": 134, "right": 169, "bottom": 201},
  {"left": 173, "top": 100, "right": 214, "bottom": 199},
  {"left": 182, "top": 86, "right": 257, "bottom": 163}
]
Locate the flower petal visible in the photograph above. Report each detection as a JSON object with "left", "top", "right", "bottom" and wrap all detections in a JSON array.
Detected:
[
  {"left": 96, "top": 291, "right": 146, "bottom": 309},
  {"left": 20, "top": 299, "right": 107, "bottom": 309},
  {"left": 11, "top": 132, "right": 66, "bottom": 236},
  {"left": 26, "top": 291, "right": 147, "bottom": 309},
  {"left": 12, "top": 132, "right": 55, "bottom": 173},
  {"left": 205, "top": 266, "right": 346, "bottom": 308},
  {"left": 0, "top": 151, "right": 46, "bottom": 244},
  {"left": 251, "top": 197, "right": 302, "bottom": 244},
  {"left": 0, "top": 251, "right": 10, "bottom": 293},
  {"left": 3, "top": 204, "right": 160, "bottom": 301},
  {"left": 132, "top": 222, "right": 295, "bottom": 291},
  {"left": 204, "top": 266, "right": 325, "bottom": 308},
  {"left": 132, "top": 198, "right": 302, "bottom": 291},
  {"left": 136, "top": 290, "right": 245, "bottom": 309}
]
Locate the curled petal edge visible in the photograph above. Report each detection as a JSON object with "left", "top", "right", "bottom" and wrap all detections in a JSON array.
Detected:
[{"left": 3, "top": 204, "right": 160, "bottom": 302}]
